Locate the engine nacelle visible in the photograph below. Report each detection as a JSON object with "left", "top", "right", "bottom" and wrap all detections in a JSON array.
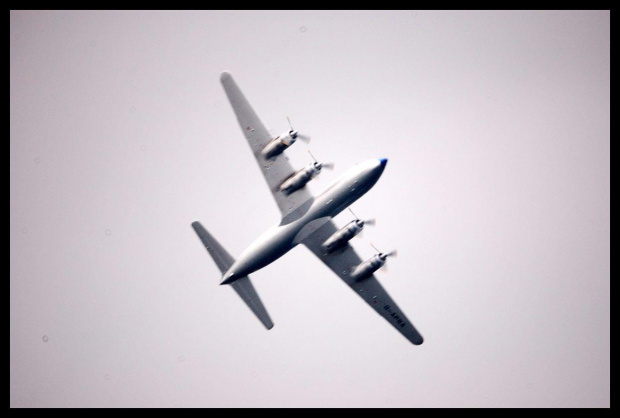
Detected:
[
  {"left": 321, "top": 220, "right": 364, "bottom": 253},
  {"left": 350, "top": 254, "right": 387, "bottom": 281},
  {"left": 279, "top": 162, "right": 320, "bottom": 194},
  {"left": 262, "top": 131, "right": 298, "bottom": 159}
]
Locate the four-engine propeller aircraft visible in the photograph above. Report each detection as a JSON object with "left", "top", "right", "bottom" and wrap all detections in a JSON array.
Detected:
[{"left": 192, "top": 72, "right": 423, "bottom": 345}]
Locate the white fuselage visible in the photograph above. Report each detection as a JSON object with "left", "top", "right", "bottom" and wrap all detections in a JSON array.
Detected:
[{"left": 220, "top": 158, "right": 388, "bottom": 284}]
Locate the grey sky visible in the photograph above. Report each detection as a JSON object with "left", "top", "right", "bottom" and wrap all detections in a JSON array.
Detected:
[{"left": 10, "top": 10, "right": 609, "bottom": 407}]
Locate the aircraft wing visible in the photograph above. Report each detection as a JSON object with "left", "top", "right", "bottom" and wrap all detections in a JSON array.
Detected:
[
  {"left": 220, "top": 72, "right": 313, "bottom": 217},
  {"left": 301, "top": 220, "right": 424, "bottom": 345}
]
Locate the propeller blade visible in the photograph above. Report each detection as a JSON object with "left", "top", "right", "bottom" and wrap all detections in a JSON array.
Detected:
[
  {"left": 321, "top": 162, "right": 335, "bottom": 170},
  {"left": 370, "top": 242, "right": 380, "bottom": 254},
  {"left": 287, "top": 116, "right": 294, "bottom": 131},
  {"left": 356, "top": 229, "right": 364, "bottom": 239},
  {"left": 348, "top": 207, "right": 359, "bottom": 221},
  {"left": 297, "top": 134, "right": 311, "bottom": 143},
  {"left": 364, "top": 218, "right": 376, "bottom": 226},
  {"left": 386, "top": 249, "right": 398, "bottom": 258},
  {"left": 380, "top": 263, "right": 388, "bottom": 273},
  {"left": 307, "top": 149, "right": 317, "bottom": 162}
]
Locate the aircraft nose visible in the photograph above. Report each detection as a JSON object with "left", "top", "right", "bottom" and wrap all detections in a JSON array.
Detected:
[{"left": 379, "top": 158, "right": 388, "bottom": 167}]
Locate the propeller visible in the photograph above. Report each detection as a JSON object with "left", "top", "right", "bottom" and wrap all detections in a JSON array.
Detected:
[
  {"left": 308, "top": 150, "right": 335, "bottom": 172},
  {"left": 368, "top": 242, "right": 396, "bottom": 274},
  {"left": 287, "top": 116, "right": 311, "bottom": 143},
  {"left": 370, "top": 242, "right": 398, "bottom": 260},
  {"left": 348, "top": 207, "right": 376, "bottom": 228},
  {"left": 385, "top": 249, "right": 398, "bottom": 258}
]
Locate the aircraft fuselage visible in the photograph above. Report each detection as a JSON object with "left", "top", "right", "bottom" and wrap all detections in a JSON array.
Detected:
[{"left": 220, "top": 158, "right": 387, "bottom": 284}]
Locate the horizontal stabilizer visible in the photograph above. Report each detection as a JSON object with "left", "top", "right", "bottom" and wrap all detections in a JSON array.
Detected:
[
  {"left": 191, "top": 221, "right": 234, "bottom": 273},
  {"left": 230, "top": 277, "right": 274, "bottom": 330},
  {"left": 191, "top": 221, "right": 274, "bottom": 330}
]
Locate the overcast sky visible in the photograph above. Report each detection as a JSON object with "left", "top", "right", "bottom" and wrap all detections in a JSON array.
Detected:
[{"left": 10, "top": 10, "right": 609, "bottom": 407}]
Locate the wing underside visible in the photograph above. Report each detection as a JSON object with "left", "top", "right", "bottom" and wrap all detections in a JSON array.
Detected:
[
  {"left": 220, "top": 72, "right": 312, "bottom": 217},
  {"left": 301, "top": 220, "right": 424, "bottom": 345}
]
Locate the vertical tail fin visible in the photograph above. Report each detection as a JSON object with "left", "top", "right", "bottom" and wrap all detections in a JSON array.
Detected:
[{"left": 191, "top": 221, "right": 274, "bottom": 330}]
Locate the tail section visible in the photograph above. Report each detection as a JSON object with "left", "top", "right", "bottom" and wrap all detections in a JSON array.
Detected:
[{"left": 191, "top": 221, "right": 274, "bottom": 330}]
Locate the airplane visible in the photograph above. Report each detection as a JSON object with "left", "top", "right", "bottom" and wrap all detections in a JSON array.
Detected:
[{"left": 191, "top": 72, "right": 423, "bottom": 345}]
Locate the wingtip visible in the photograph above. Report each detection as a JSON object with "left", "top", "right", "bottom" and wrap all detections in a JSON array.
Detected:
[
  {"left": 412, "top": 335, "right": 424, "bottom": 345},
  {"left": 220, "top": 71, "right": 232, "bottom": 82}
]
